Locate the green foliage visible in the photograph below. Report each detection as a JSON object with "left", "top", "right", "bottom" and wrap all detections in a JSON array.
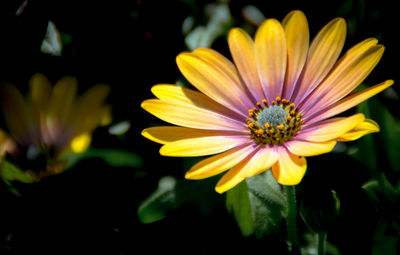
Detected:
[
  {"left": 226, "top": 181, "right": 254, "bottom": 236},
  {"left": 0, "top": 160, "right": 35, "bottom": 196},
  {"left": 226, "top": 171, "right": 287, "bottom": 238},
  {"left": 64, "top": 148, "right": 143, "bottom": 169},
  {"left": 137, "top": 176, "right": 218, "bottom": 224},
  {"left": 0, "top": 160, "right": 35, "bottom": 183},
  {"left": 138, "top": 176, "right": 178, "bottom": 224},
  {"left": 355, "top": 94, "right": 400, "bottom": 171}
]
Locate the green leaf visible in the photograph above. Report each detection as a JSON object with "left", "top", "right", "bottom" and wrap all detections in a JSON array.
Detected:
[
  {"left": 226, "top": 181, "right": 254, "bottom": 236},
  {"left": 0, "top": 160, "right": 35, "bottom": 183},
  {"left": 64, "top": 148, "right": 143, "bottom": 169},
  {"left": 138, "top": 176, "right": 178, "bottom": 224},
  {"left": 226, "top": 171, "right": 287, "bottom": 238},
  {"left": 247, "top": 171, "right": 287, "bottom": 238}
]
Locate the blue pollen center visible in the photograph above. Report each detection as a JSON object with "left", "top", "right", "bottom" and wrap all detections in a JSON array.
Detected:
[{"left": 256, "top": 106, "right": 289, "bottom": 128}]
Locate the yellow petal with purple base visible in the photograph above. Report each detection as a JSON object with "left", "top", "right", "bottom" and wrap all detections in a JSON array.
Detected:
[
  {"left": 228, "top": 28, "right": 265, "bottom": 103},
  {"left": 142, "top": 126, "right": 246, "bottom": 145},
  {"left": 298, "top": 113, "right": 365, "bottom": 142},
  {"left": 160, "top": 135, "right": 249, "bottom": 157},
  {"left": 215, "top": 148, "right": 261, "bottom": 193},
  {"left": 176, "top": 53, "right": 252, "bottom": 116},
  {"left": 141, "top": 99, "right": 245, "bottom": 131},
  {"left": 272, "top": 148, "right": 307, "bottom": 185},
  {"left": 285, "top": 139, "right": 336, "bottom": 156},
  {"left": 255, "top": 18, "right": 287, "bottom": 103},
  {"left": 304, "top": 45, "right": 384, "bottom": 117},
  {"left": 151, "top": 84, "right": 243, "bottom": 121},
  {"left": 305, "top": 80, "right": 394, "bottom": 124},
  {"left": 293, "top": 18, "right": 346, "bottom": 104},
  {"left": 186, "top": 143, "right": 255, "bottom": 180},
  {"left": 282, "top": 10, "right": 309, "bottom": 100}
]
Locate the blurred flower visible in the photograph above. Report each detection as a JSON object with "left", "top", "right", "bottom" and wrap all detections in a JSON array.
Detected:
[
  {"left": 141, "top": 10, "right": 393, "bottom": 193},
  {"left": 0, "top": 73, "right": 110, "bottom": 180}
]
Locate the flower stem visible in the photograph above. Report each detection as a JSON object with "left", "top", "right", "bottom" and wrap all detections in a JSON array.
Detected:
[
  {"left": 285, "top": 185, "right": 300, "bottom": 254},
  {"left": 317, "top": 231, "right": 327, "bottom": 255}
]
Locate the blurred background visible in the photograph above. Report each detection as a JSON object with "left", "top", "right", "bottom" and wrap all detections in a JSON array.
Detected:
[{"left": 0, "top": 0, "right": 399, "bottom": 254}]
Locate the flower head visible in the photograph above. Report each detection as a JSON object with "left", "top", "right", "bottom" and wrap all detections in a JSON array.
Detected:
[
  {"left": 142, "top": 10, "right": 393, "bottom": 193},
  {"left": 0, "top": 73, "right": 110, "bottom": 180}
]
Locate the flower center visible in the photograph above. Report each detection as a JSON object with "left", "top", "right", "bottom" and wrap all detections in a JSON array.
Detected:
[{"left": 246, "top": 97, "right": 302, "bottom": 145}]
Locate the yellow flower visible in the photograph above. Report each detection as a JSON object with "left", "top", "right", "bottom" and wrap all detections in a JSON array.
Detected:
[
  {"left": 141, "top": 10, "right": 393, "bottom": 193},
  {"left": 0, "top": 73, "right": 110, "bottom": 180}
]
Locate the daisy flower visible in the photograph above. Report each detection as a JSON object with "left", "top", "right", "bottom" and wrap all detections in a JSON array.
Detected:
[
  {"left": 141, "top": 10, "right": 393, "bottom": 193},
  {"left": 0, "top": 73, "right": 110, "bottom": 180}
]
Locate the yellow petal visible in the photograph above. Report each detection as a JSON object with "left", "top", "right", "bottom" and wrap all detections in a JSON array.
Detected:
[
  {"left": 151, "top": 84, "right": 243, "bottom": 121},
  {"left": 142, "top": 126, "right": 245, "bottom": 144},
  {"left": 282, "top": 10, "right": 309, "bottom": 100},
  {"left": 186, "top": 143, "right": 255, "bottom": 179},
  {"left": 70, "top": 132, "right": 91, "bottom": 153},
  {"left": 293, "top": 18, "right": 346, "bottom": 104},
  {"left": 305, "top": 80, "right": 394, "bottom": 123},
  {"left": 298, "top": 113, "right": 365, "bottom": 142},
  {"left": 336, "top": 119, "right": 379, "bottom": 141},
  {"left": 48, "top": 76, "right": 77, "bottom": 122},
  {"left": 1, "top": 83, "right": 31, "bottom": 144},
  {"left": 176, "top": 52, "right": 252, "bottom": 116},
  {"left": 285, "top": 139, "right": 336, "bottom": 156},
  {"left": 228, "top": 28, "right": 265, "bottom": 103},
  {"left": 141, "top": 99, "right": 245, "bottom": 131},
  {"left": 300, "top": 38, "right": 378, "bottom": 114},
  {"left": 0, "top": 129, "right": 17, "bottom": 157},
  {"left": 272, "top": 148, "right": 307, "bottom": 185},
  {"left": 29, "top": 73, "right": 52, "bottom": 110},
  {"left": 159, "top": 135, "right": 249, "bottom": 157},
  {"left": 215, "top": 147, "right": 263, "bottom": 193},
  {"left": 240, "top": 146, "right": 278, "bottom": 178},
  {"left": 304, "top": 45, "right": 384, "bottom": 117},
  {"left": 255, "top": 18, "right": 287, "bottom": 103},
  {"left": 70, "top": 84, "right": 110, "bottom": 135}
]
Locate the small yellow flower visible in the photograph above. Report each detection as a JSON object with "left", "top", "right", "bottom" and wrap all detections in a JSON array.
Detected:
[
  {"left": 0, "top": 73, "right": 110, "bottom": 180},
  {"left": 141, "top": 10, "right": 393, "bottom": 193}
]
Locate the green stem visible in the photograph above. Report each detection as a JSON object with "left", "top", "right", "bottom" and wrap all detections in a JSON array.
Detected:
[
  {"left": 317, "top": 231, "right": 327, "bottom": 255},
  {"left": 285, "top": 185, "right": 300, "bottom": 254}
]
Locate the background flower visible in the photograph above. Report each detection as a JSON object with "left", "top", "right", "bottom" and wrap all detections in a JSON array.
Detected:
[{"left": 0, "top": 73, "right": 110, "bottom": 180}]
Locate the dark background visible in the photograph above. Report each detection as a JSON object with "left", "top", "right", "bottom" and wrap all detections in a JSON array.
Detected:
[{"left": 0, "top": 0, "right": 399, "bottom": 254}]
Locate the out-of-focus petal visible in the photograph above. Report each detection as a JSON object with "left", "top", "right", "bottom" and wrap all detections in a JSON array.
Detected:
[
  {"left": 29, "top": 73, "right": 52, "bottom": 110},
  {"left": 1, "top": 83, "right": 31, "bottom": 144}
]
